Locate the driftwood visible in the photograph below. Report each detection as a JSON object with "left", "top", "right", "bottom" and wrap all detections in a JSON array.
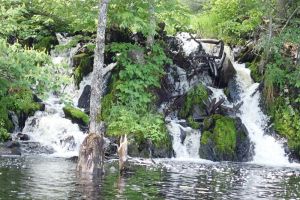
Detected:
[
  {"left": 204, "top": 98, "right": 225, "bottom": 116},
  {"left": 118, "top": 134, "right": 128, "bottom": 173}
]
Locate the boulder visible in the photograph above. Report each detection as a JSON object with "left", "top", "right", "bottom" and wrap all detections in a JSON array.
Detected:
[
  {"left": 78, "top": 85, "right": 91, "bottom": 113},
  {"left": 217, "top": 56, "right": 236, "bottom": 88},
  {"left": 128, "top": 136, "right": 173, "bottom": 158},
  {"left": 199, "top": 115, "right": 253, "bottom": 162},
  {"left": 63, "top": 106, "right": 89, "bottom": 131},
  {"left": 0, "top": 141, "right": 21, "bottom": 156},
  {"left": 17, "top": 133, "right": 30, "bottom": 141},
  {"left": 73, "top": 53, "right": 94, "bottom": 87}
]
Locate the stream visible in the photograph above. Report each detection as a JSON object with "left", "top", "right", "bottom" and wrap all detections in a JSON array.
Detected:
[
  {"left": 1, "top": 33, "right": 300, "bottom": 199},
  {"left": 1, "top": 156, "right": 300, "bottom": 199}
]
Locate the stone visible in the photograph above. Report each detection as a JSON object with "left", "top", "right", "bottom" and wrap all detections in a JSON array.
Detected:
[
  {"left": 17, "top": 133, "right": 30, "bottom": 141},
  {"left": 78, "top": 85, "right": 91, "bottom": 113},
  {"left": 128, "top": 136, "right": 173, "bottom": 158},
  {"left": 0, "top": 141, "right": 21, "bottom": 156},
  {"left": 199, "top": 115, "right": 253, "bottom": 162},
  {"left": 217, "top": 56, "right": 236, "bottom": 88}
]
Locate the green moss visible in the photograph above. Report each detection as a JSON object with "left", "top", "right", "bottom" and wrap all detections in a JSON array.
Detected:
[
  {"left": 201, "top": 114, "right": 237, "bottom": 155},
  {"left": 213, "top": 116, "right": 237, "bottom": 154},
  {"left": 203, "top": 117, "right": 213, "bottom": 130},
  {"left": 187, "top": 116, "right": 200, "bottom": 129},
  {"left": 73, "top": 53, "right": 93, "bottom": 86},
  {"left": 201, "top": 131, "right": 211, "bottom": 145},
  {"left": 179, "top": 84, "right": 209, "bottom": 118},
  {"left": 63, "top": 106, "right": 89, "bottom": 126}
]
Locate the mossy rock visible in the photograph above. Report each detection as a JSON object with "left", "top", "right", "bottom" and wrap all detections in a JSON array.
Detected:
[
  {"left": 63, "top": 106, "right": 89, "bottom": 129},
  {"left": 179, "top": 84, "right": 209, "bottom": 119},
  {"left": 199, "top": 115, "right": 253, "bottom": 161},
  {"left": 187, "top": 116, "right": 200, "bottom": 129},
  {"left": 73, "top": 53, "right": 94, "bottom": 87}
]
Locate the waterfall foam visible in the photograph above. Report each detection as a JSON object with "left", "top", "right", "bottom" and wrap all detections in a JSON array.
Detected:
[
  {"left": 167, "top": 119, "right": 201, "bottom": 159},
  {"left": 168, "top": 33, "right": 293, "bottom": 165},
  {"left": 233, "top": 63, "right": 290, "bottom": 166},
  {"left": 21, "top": 35, "right": 87, "bottom": 157}
]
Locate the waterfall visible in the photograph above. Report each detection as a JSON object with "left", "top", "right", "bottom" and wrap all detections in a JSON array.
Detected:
[
  {"left": 233, "top": 63, "right": 290, "bottom": 165},
  {"left": 166, "top": 32, "right": 291, "bottom": 165},
  {"left": 21, "top": 34, "right": 87, "bottom": 157}
]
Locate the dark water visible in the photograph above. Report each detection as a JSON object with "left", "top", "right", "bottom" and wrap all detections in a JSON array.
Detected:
[{"left": 1, "top": 156, "right": 300, "bottom": 200}]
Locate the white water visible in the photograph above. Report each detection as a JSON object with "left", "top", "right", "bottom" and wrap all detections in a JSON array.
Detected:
[
  {"left": 22, "top": 35, "right": 87, "bottom": 157},
  {"left": 169, "top": 33, "right": 292, "bottom": 166},
  {"left": 167, "top": 119, "right": 201, "bottom": 159},
  {"left": 233, "top": 63, "right": 290, "bottom": 166}
]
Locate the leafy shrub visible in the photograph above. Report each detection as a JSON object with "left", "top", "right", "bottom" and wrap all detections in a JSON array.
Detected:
[{"left": 191, "top": 0, "right": 263, "bottom": 44}]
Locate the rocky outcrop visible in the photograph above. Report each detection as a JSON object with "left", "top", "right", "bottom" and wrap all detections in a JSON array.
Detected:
[
  {"left": 217, "top": 56, "right": 236, "bottom": 88},
  {"left": 0, "top": 141, "right": 21, "bottom": 156},
  {"left": 199, "top": 115, "right": 253, "bottom": 162},
  {"left": 78, "top": 85, "right": 91, "bottom": 113},
  {"left": 63, "top": 106, "right": 89, "bottom": 131},
  {"left": 128, "top": 136, "right": 173, "bottom": 158}
]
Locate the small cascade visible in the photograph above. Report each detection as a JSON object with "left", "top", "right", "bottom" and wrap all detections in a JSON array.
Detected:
[
  {"left": 167, "top": 119, "right": 201, "bottom": 159},
  {"left": 234, "top": 64, "right": 290, "bottom": 165},
  {"left": 21, "top": 34, "right": 87, "bottom": 157},
  {"left": 8, "top": 111, "right": 20, "bottom": 133}
]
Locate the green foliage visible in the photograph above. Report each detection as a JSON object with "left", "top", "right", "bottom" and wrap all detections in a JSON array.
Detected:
[
  {"left": 63, "top": 106, "right": 89, "bottom": 126},
  {"left": 102, "top": 42, "right": 170, "bottom": 145},
  {"left": 191, "top": 0, "right": 263, "bottom": 44},
  {"left": 200, "top": 131, "right": 211, "bottom": 145},
  {"left": 107, "top": 105, "right": 167, "bottom": 146},
  {"left": 179, "top": 84, "right": 208, "bottom": 118},
  {"left": 108, "top": 42, "right": 169, "bottom": 111},
  {"left": 0, "top": 120, "right": 10, "bottom": 142}
]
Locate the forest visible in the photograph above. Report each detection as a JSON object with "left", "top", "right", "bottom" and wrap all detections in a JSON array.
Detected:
[{"left": 0, "top": 0, "right": 300, "bottom": 199}]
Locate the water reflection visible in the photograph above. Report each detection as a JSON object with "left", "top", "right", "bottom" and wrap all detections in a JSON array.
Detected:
[{"left": 1, "top": 156, "right": 300, "bottom": 199}]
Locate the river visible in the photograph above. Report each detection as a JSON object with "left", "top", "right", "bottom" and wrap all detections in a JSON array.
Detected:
[{"left": 1, "top": 156, "right": 300, "bottom": 199}]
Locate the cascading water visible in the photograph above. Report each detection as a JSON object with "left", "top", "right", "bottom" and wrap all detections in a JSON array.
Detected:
[
  {"left": 21, "top": 34, "right": 87, "bottom": 157},
  {"left": 166, "top": 33, "right": 292, "bottom": 165},
  {"left": 233, "top": 63, "right": 290, "bottom": 165}
]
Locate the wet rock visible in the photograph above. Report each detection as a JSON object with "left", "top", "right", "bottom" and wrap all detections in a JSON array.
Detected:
[
  {"left": 128, "top": 136, "right": 173, "bottom": 158},
  {"left": 234, "top": 43, "right": 257, "bottom": 63},
  {"left": 78, "top": 85, "right": 91, "bottom": 113},
  {"left": 63, "top": 106, "right": 89, "bottom": 131},
  {"left": 17, "top": 133, "right": 30, "bottom": 141},
  {"left": 60, "top": 136, "right": 76, "bottom": 151},
  {"left": 20, "top": 141, "right": 55, "bottom": 154},
  {"left": 199, "top": 115, "right": 253, "bottom": 162},
  {"left": 0, "top": 141, "right": 21, "bottom": 156},
  {"left": 217, "top": 56, "right": 236, "bottom": 88},
  {"left": 180, "top": 127, "right": 186, "bottom": 144},
  {"left": 227, "top": 78, "right": 241, "bottom": 102}
]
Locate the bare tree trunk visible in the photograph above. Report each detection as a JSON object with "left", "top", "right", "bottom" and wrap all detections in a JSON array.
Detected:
[
  {"left": 89, "top": 0, "right": 110, "bottom": 135},
  {"left": 77, "top": 0, "right": 110, "bottom": 175},
  {"left": 118, "top": 134, "right": 128, "bottom": 173},
  {"left": 146, "top": 0, "right": 155, "bottom": 48}
]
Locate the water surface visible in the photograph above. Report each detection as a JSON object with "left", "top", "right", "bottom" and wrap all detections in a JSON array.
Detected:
[{"left": 0, "top": 156, "right": 300, "bottom": 199}]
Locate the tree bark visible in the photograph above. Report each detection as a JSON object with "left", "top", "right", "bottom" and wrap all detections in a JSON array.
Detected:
[
  {"left": 89, "top": 0, "right": 110, "bottom": 135},
  {"left": 77, "top": 0, "right": 110, "bottom": 175}
]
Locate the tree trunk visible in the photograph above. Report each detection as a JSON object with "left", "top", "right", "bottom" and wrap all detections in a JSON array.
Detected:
[
  {"left": 146, "top": 0, "right": 155, "bottom": 48},
  {"left": 77, "top": 0, "right": 110, "bottom": 175},
  {"left": 118, "top": 134, "right": 128, "bottom": 173},
  {"left": 277, "top": 0, "right": 287, "bottom": 19}
]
